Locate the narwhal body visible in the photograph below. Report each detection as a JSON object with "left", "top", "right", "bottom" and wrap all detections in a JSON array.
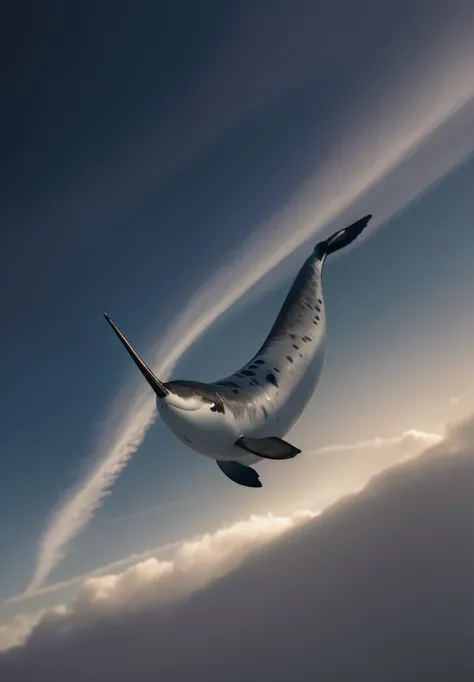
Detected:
[{"left": 105, "top": 215, "right": 372, "bottom": 487}]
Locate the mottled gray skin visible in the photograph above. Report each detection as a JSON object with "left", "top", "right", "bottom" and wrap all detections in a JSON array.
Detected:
[
  {"left": 215, "top": 245, "right": 327, "bottom": 426},
  {"left": 106, "top": 215, "right": 371, "bottom": 468},
  {"left": 161, "top": 244, "right": 328, "bottom": 463}
]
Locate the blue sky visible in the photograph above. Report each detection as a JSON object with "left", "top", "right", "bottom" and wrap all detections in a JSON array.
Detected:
[{"left": 1, "top": 0, "right": 474, "bottom": 651}]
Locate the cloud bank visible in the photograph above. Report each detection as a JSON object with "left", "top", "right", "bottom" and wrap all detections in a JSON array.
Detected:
[
  {"left": 2, "top": 415, "right": 473, "bottom": 680},
  {"left": 27, "top": 3, "right": 474, "bottom": 594},
  {"left": 2, "top": 510, "right": 316, "bottom": 652},
  {"left": 3, "top": 425, "right": 440, "bottom": 641}
]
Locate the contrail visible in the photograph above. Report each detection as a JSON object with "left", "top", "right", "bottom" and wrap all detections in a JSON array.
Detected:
[{"left": 26, "top": 33, "right": 474, "bottom": 593}]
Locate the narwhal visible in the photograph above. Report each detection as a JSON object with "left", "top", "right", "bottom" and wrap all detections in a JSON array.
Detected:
[{"left": 104, "top": 214, "right": 372, "bottom": 488}]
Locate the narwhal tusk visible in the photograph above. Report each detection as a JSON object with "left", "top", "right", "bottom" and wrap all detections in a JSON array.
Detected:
[{"left": 103, "top": 313, "right": 168, "bottom": 399}]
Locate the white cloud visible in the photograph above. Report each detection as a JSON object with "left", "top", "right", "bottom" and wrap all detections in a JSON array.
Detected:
[
  {"left": 2, "top": 424, "right": 443, "bottom": 652},
  {"left": 78, "top": 509, "right": 316, "bottom": 614},
  {"left": 1, "top": 413, "right": 472, "bottom": 681},
  {"left": 282, "top": 429, "right": 444, "bottom": 514},
  {"left": 2, "top": 509, "right": 316, "bottom": 650},
  {"left": 6, "top": 540, "right": 182, "bottom": 606},
  {"left": 9, "top": 426, "right": 440, "bottom": 607},
  {"left": 315, "top": 429, "right": 442, "bottom": 455},
  {"left": 0, "top": 606, "right": 66, "bottom": 654},
  {"left": 0, "top": 614, "right": 43, "bottom": 653},
  {"left": 26, "top": 7, "right": 474, "bottom": 594}
]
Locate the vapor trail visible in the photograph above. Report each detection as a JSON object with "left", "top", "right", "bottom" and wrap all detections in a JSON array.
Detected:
[{"left": 27, "top": 34, "right": 474, "bottom": 593}]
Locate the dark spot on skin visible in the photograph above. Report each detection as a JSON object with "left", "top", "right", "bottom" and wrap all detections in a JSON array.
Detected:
[
  {"left": 302, "top": 336, "right": 312, "bottom": 343},
  {"left": 254, "top": 359, "right": 265, "bottom": 365},
  {"left": 293, "top": 344, "right": 299, "bottom": 350},
  {"left": 249, "top": 364, "right": 258, "bottom": 369},
  {"left": 299, "top": 353, "right": 303, "bottom": 358},
  {"left": 313, "top": 320, "right": 318, "bottom": 325},
  {"left": 210, "top": 401, "right": 225, "bottom": 414},
  {"left": 273, "top": 368, "right": 280, "bottom": 373},
  {"left": 289, "top": 333, "right": 297, "bottom": 340},
  {"left": 315, "top": 305, "right": 321, "bottom": 313},
  {"left": 261, "top": 406, "right": 268, "bottom": 418},
  {"left": 241, "top": 370, "right": 256, "bottom": 376},
  {"left": 286, "top": 356, "right": 293, "bottom": 363},
  {"left": 227, "top": 382, "right": 240, "bottom": 389},
  {"left": 266, "top": 373, "right": 279, "bottom": 387},
  {"left": 318, "top": 298, "right": 322, "bottom": 304},
  {"left": 184, "top": 436, "right": 192, "bottom": 444},
  {"left": 233, "top": 389, "right": 239, "bottom": 394}
]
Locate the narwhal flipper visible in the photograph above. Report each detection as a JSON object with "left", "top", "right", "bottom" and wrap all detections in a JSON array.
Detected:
[
  {"left": 236, "top": 436, "right": 301, "bottom": 460},
  {"left": 217, "top": 460, "right": 262, "bottom": 488}
]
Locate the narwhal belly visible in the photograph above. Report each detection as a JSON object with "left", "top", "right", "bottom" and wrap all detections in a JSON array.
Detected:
[{"left": 159, "top": 396, "right": 243, "bottom": 461}]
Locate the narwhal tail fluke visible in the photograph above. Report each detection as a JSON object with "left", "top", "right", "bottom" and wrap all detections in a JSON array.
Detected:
[{"left": 315, "top": 214, "right": 372, "bottom": 257}]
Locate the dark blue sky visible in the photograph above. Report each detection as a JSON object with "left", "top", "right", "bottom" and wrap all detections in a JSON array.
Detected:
[{"left": 1, "top": 0, "right": 473, "bottom": 632}]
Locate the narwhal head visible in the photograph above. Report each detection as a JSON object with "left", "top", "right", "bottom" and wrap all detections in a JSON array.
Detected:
[{"left": 103, "top": 314, "right": 222, "bottom": 413}]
